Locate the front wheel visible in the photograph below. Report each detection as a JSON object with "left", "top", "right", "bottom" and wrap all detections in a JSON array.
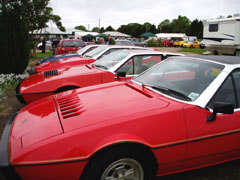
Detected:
[{"left": 81, "top": 147, "right": 156, "bottom": 180}]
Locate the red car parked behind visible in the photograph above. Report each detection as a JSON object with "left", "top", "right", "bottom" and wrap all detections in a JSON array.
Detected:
[{"left": 55, "top": 39, "right": 86, "bottom": 55}]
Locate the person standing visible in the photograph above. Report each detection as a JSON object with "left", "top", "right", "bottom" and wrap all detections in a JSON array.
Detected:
[
  {"left": 41, "top": 37, "right": 46, "bottom": 54},
  {"left": 98, "top": 36, "right": 105, "bottom": 44},
  {"left": 107, "top": 34, "right": 115, "bottom": 45}
]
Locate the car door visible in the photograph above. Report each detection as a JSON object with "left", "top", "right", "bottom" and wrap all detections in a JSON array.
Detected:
[
  {"left": 115, "top": 55, "right": 163, "bottom": 81},
  {"left": 184, "top": 69, "right": 240, "bottom": 168}
]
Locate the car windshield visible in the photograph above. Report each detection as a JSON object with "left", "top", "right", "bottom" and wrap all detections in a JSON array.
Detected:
[
  {"left": 134, "top": 57, "right": 224, "bottom": 101},
  {"left": 84, "top": 45, "right": 107, "bottom": 58},
  {"left": 76, "top": 45, "right": 91, "bottom": 54},
  {"left": 92, "top": 51, "right": 130, "bottom": 70}
]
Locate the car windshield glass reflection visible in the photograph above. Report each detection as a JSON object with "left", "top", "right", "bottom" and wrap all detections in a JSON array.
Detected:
[
  {"left": 92, "top": 51, "right": 130, "bottom": 70},
  {"left": 77, "top": 45, "right": 90, "bottom": 54},
  {"left": 134, "top": 57, "right": 224, "bottom": 101},
  {"left": 84, "top": 45, "right": 107, "bottom": 58}
]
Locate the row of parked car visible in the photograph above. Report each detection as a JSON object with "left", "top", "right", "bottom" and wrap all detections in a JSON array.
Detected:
[
  {"left": 1, "top": 43, "right": 240, "bottom": 180},
  {"left": 162, "top": 38, "right": 205, "bottom": 49}
]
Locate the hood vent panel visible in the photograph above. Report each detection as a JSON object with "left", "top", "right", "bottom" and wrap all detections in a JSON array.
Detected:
[
  {"left": 57, "top": 94, "right": 84, "bottom": 119},
  {"left": 44, "top": 70, "right": 58, "bottom": 77}
]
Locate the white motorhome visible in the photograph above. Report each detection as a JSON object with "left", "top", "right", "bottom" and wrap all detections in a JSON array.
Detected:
[{"left": 202, "top": 16, "right": 240, "bottom": 56}]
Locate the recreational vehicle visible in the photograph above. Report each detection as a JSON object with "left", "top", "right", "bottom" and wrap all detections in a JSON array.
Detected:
[{"left": 202, "top": 16, "right": 240, "bottom": 56}]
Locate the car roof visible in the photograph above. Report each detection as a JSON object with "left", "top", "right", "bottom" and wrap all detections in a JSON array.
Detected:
[
  {"left": 121, "top": 49, "right": 184, "bottom": 56},
  {"left": 185, "top": 56, "right": 240, "bottom": 65}
]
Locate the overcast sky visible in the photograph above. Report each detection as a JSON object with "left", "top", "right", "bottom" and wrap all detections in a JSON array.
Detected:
[{"left": 49, "top": 0, "right": 240, "bottom": 30}]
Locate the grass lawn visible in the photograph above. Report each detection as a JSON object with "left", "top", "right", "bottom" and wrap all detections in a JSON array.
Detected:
[
  {"left": 29, "top": 50, "right": 53, "bottom": 67},
  {"left": 178, "top": 48, "right": 209, "bottom": 55}
]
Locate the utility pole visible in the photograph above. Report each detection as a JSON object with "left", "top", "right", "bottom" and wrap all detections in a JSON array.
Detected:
[{"left": 99, "top": 19, "right": 101, "bottom": 29}]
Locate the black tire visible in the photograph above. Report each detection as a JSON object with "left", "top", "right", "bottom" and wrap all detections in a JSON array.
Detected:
[
  {"left": 38, "top": 46, "right": 42, "bottom": 50},
  {"left": 190, "top": 45, "right": 193, "bottom": 48},
  {"left": 81, "top": 147, "right": 156, "bottom": 180},
  {"left": 235, "top": 50, "right": 240, "bottom": 56}
]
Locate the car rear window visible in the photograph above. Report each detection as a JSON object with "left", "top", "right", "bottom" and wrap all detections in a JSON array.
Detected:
[{"left": 62, "top": 40, "right": 85, "bottom": 47}]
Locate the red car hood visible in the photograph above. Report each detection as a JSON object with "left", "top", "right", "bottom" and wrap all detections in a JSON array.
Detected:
[
  {"left": 9, "top": 96, "right": 63, "bottom": 162},
  {"left": 44, "top": 65, "right": 103, "bottom": 80},
  {"left": 35, "top": 56, "right": 95, "bottom": 72},
  {"left": 20, "top": 65, "right": 103, "bottom": 93},
  {"left": 53, "top": 82, "right": 170, "bottom": 132}
]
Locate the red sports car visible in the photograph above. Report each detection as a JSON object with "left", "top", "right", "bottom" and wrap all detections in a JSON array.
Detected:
[
  {"left": 34, "top": 45, "right": 152, "bottom": 73},
  {"left": 55, "top": 39, "right": 86, "bottom": 55},
  {"left": 16, "top": 50, "right": 183, "bottom": 104},
  {"left": 1, "top": 56, "right": 240, "bottom": 180}
]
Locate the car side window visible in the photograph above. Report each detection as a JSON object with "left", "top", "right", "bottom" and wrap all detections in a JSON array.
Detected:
[
  {"left": 117, "top": 59, "right": 134, "bottom": 75},
  {"left": 232, "top": 70, "right": 240, "bottom": 106},
  {"left": 99, "top": 48, "right": 128, "bottom": 59},
  {"left": 116, "top": 55, "right": 162, "bottom": 75},
  {"left": 207, "top": 73, "right": 237, "bottom": 109}
]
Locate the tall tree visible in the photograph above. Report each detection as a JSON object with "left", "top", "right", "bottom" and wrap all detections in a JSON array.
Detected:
[
  {"left": 99, "top": 27, "right": 105, "bottom": 33},
  {"left": 105, "top": 26, "right": 115, "bottom": 31},
  {"left": 143, "top": 22, "right": 152, "bottom": 32},
  {"left": 188, "top": 19, "right": 203, "bottom": 39},
  {"left": 92, "top": 27, "right": 100, "bottom": 32},
  {"left": 150, "top": 24, "right": 157, "bottom": 34},
  {"left": 158, "top": 19, "right": 173, "bottom": 33},
  {"left": 3, "top": 0, "right": 65, "bottom": 56},
  {"left": 75, "top": 25, "right": 87, "bottom": 31},
  {"left": 0, "top": 3, "right": 29, "bottom": 74},
  {"left": 171, "top": 15, "right": 191, "bottom": 33}
]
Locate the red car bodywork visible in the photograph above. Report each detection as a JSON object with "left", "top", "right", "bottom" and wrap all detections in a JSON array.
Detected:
[
  {"left": 34, "top": 45, "right": 153, "bottom": 73},
  {"left": 162, "top": 39, "right": 174, "bottom": 47},
  {"left": 55, "top": 39, "right": 86, "bottom": 55},
  {"left": 34, "top": 56, "right": 96, "bottom": 73},
  {"left": 2, "top": 79, "right": 240, "bottom": 180},
  {"left": 17, "top": 50, "right": 179, "bottom": 104},
  {"left": 18, "top": 65, "right": 132, "bottom": 104},
  {"left": 2, "top": 56, "right": 240, "bottom": 180}
]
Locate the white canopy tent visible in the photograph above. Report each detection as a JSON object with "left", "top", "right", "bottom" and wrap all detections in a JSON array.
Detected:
[
  {"left": 103, "top": 31, "right": 130, "bottom": 38},
  {"left": 74, "top": 31, "right": 99, "bottom": 38},
  {"left": 156, "top": 33, "right": 187, "bottom": 40}
]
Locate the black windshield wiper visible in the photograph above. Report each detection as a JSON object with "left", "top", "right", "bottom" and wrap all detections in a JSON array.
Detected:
[
  {"left": 143, "top": 84, "right": 191, "bottom": 101},
  {"left": 85, "top": 55, "right": 92, "bottom": 58},
  {"left": 93, "top": 64, "right": 108, "bottom": 70}
]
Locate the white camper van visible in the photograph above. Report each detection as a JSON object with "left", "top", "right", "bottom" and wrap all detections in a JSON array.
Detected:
[{"left": 202, "top": 16, "right": 240, "bottom": 56}]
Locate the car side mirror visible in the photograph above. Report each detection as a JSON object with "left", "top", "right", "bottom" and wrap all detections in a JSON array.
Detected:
[
  {"left": 207, "top": 102, "right": 234, "bottom": 122},
  {"left": 115, "top": 71, "right": 126, "bottom": 79}
]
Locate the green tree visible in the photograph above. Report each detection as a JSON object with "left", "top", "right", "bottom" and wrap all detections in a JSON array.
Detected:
[
  {"left": 150, "top": 24, "right": 157, "bottom": 34},
  {"left": 4, "top": 0, "right": 65, "bottom": 56},
  {"left": 188, "top": 19, "right": 203, "bottom": 39},
  {"left": 171, "top": 15, "right": 191, "bottom": 33},
  {"left": 0, "top": 4, "right": 29, "bottom": 74},
  {"left": 142, "top": 22, "right": 152, "bottom": 32},
  {"left": 118, "top": 23, "right": 144, "bottom": 37},
  {"left": 99, "top": 27, "right": 105, "bottom": 33},
  {"left": 158, "top": 19, "right": 173, "bottom": 33},
  {"left": 92, "top": 27, "right": 100, "bottom": 32},
  {"left": 105, "top": 26, "right": 115, "bottom": 31},
  {"left": 75, "top": 25, "right": 87, "bottom": 31}
]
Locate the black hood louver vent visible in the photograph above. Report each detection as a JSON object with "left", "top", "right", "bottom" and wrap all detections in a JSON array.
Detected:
[
  {"left": 44, "top": 70, "right": 58, "bottom": 77},
  {"left": 57, "top": 94, "right": 85, "bottom": 119}
]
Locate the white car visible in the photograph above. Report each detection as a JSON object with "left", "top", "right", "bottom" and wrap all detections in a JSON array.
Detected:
[{"left": 37, "top": 40, "right": 52, "bottom": 50}]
